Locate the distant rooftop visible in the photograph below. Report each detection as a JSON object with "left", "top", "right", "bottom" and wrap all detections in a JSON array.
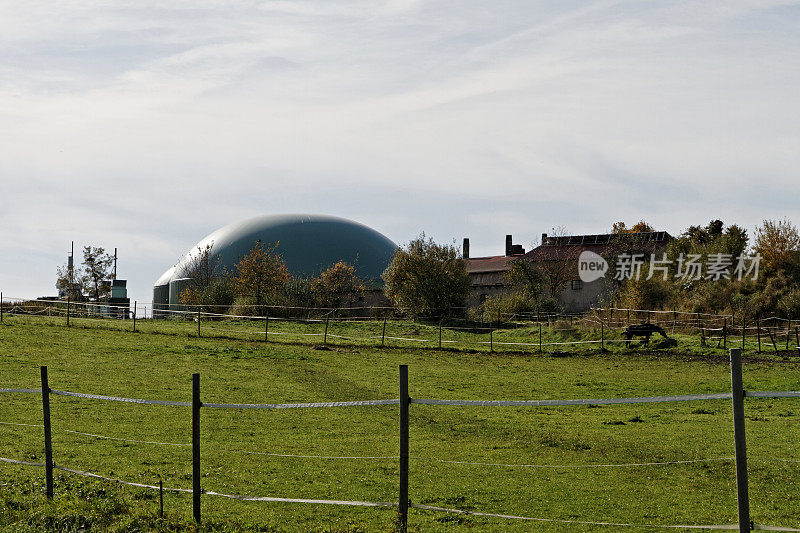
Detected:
[{"left": 541, "top": 231, "right": 672, "bottom": 246}]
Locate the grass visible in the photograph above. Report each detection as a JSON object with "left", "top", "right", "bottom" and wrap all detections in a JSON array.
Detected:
[{"left": 0, "top": 315, "right": 799, "bottom": 531}]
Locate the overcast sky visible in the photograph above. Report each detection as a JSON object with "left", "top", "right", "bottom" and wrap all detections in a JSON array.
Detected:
[{"left": 2, "top": 0, "right": 799, "bottom": 306}]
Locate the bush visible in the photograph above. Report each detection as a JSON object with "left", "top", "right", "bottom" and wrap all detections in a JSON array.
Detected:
[{"left": 382, "top": 234, "right": 470, "bottom": 318}]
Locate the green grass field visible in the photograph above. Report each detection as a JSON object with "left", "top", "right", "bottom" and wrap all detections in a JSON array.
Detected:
[{"left": 1, "top": 315, "right": 799, "bottom": 532}]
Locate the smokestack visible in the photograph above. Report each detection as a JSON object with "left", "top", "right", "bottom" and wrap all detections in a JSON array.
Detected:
[
  {"left": 505, "top": 235, "right": 513, "bottom": 256},
  {"left": 541, "top": 233, "right": 548, "bottom": 245},
  {"left": 462, "top": 238, "right": 470, "bottom": 259}
]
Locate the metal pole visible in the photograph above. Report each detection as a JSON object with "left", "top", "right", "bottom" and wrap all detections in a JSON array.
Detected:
[
  {"left": 399, "top": 365, "right": 409, "bottom": 533},
  {"left": 41, "top": 366, "right": 54, "bottom": 499},
  {"left": 324, "top": 315, "right": 329, "bottom": 345},
  {"left": 159, "top": 478, "right": 164, "bottom": 518},
  {"left": 729, "top": 348, "right": 750, "bottom": 533},
  {"left": 438, "top": 320, "right": 442, "bottom": 349},
  {"left": 1, "top": 291, "right": 3, "bottom": 323},
  {"left": 381, "top": 317, "right": 387, "bottom": 347},
  {"left": 490, "top": 329, "right": 493, "bottom": 353},
  {"left": 67, "top": 295, "right": 70, "bottom": 327},
  {"left": 264, "top": 310, "right": 269, "bottom": 342},
  {"left": 133, "top": 301, "right": 137, "bottom": 332},
  {"left": 192, "top": 373, "right": 201, "bottom": 523}
]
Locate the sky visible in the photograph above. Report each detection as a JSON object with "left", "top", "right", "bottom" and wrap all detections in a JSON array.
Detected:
[{"left": 2, "top": 0, "right": 799, "bottom": 307}]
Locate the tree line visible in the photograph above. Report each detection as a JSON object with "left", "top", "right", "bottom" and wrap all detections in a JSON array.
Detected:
[{"left": 57, "top": 217, "right": 800, "bottom": 320}]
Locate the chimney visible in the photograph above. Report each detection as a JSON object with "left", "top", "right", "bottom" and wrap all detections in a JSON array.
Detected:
[
  {"left": 505, "top": 235, "right": 513, "bottom": 256},
  {"left": 462, "top": 238, "right": 470, "bottom": 259},
  {"left": 541, "top": 233, "right": 548, "bottom": 245}
]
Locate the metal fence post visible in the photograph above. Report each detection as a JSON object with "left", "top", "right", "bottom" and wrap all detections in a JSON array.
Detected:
[
  {"left": 133, "top": 301, "right": 137, "bottom": 332},
  {"left": 66, "top": 295, "right": 70, "bottom": 327},
  {"left": 192, "top": 373, "right": 201, "bottom": 523},
  {"left": 381, "top": 317, "right": 387, "bottom": 347},
  {"left": 729, "top": 348, "right": 750, "bottom": 533},
  {"left": 1, "top": 291, "right": 3, "bottom": 323},
  {"left": 197, "top": 309, "right": 201, "bottom": 338},
  {"left": 324, "top": 315, "right": 329, "bottom": 345},
  {"left": 438, "top": 320, "right": 442, "bottom": 349},
  {"left": 40, "top": 366, "right": 53, "bottom": 499},
  {"left": 265, "top": 310, "right": 269, "bottom": 342},
  {"left": 399, "top": 365, "right": 409, "bottom": 533}
]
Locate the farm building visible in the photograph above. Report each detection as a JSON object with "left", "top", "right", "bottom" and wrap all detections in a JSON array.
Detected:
[
  {"left": 153, "top": 214, "right": 398, "bottom": 309},
  {"left": 466, "top": 231, "right": 673, "bottom": 313}
]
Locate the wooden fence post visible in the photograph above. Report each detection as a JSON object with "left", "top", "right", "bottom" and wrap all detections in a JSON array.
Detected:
[
  {"left": 192, "top": 373, "right": 201, "bottom": 524},
  {"left": 601, "top": 321, "right": 605, "bottom": 352},
  {"left": 729, "top": 348, "right": 750, "bottom": 533},
  {"left": 723, "top": 319, "right": 727, "bottom": 349},
  {"left": 757, "top": 319, "right": 762, "bottom": 353},
  {"left": 742, "top": 315, "right": 746, "bottom": 353},
  {"left": 40, "top": 366, "right": 53, "bottom": 499},
  {"left": 399, "top": 365, "right": 409, "bottom": 533},
  {"left": 786, "top": 318, "right": 792, "bottom": 350},
  {"left": 539, "top": 322, "right": 543, "bottom": 354},
  {"left": 766, "top": 327, "right": 780, "bottom": 358}
]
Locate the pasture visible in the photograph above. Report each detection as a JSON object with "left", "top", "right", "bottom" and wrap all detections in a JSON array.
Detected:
[{"left": 1, "top": 316, "right": 799, "bottom": 532}]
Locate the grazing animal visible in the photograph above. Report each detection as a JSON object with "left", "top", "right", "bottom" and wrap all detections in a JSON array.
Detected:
[{"left": 623, "top": 323, "right": 670, "bottom": 348}]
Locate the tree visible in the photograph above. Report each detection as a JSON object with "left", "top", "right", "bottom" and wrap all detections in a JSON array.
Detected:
[
  {"left": 183, "top": 243, "right": 220, "bottom": 292},
  {"left": 56, "top": 262, "right": 83, "bottom": 300},
  {"left": 754, "top": 218, "right": 800, "bottom": 273},
  {"left": 612, "top": 220, "right": 654, "bottom": 234},
  {"left": 312, "top": 261, "right": 365, "bottom": 308},
  {"left": 80, "top": 246, "right": 113, "bottom": 300},
  {"left": 382, "top": 234, "right": 470, "bottom": 318},
  {"left": 532, "top": 227, "right": 581, "bottom": 299},
  {"left": 232, "top": 243, "right": 291, "bottom": 305}
]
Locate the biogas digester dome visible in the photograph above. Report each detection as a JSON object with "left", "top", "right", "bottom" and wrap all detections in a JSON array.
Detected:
[{"left": 153, "top": 214, "right": 398, "bottom": 308}]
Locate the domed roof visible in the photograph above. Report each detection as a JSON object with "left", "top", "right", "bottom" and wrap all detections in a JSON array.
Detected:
[{"left": 155, "top": 214, "right": 397, "bottom": 290}]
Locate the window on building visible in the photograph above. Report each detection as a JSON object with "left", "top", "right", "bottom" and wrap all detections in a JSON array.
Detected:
[{"left": 571, "top": 280, "right": 583, "bottom": 290}]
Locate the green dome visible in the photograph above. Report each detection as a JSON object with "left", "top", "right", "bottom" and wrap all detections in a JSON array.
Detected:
[{"left": 154, "top": 214, "right": 397, "bottom": 306}]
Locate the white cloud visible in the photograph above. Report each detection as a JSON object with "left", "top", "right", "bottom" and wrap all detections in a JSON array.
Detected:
[{"left": 1, "top": 0, "right": 799, "bottom": 302}]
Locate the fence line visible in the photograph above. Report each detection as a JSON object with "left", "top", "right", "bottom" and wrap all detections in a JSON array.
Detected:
[
  {"left": 1, "top": 355, "right": 800, "bottom": 531},
  {"left": 4, "top": 296, "right": 799, "bottom": 358}
]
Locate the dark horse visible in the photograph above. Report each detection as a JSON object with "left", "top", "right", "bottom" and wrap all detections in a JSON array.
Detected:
[{"left": 623, "top": 323, "right": 670, "bottom": 348}]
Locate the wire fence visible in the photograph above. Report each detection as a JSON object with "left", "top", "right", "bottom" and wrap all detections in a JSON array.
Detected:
[
  {"left": 2, "top": 295, "right": 799, "bottom": 357},
  {"left": 1, "top": 352, "right": 799, "bottom": 531}
]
